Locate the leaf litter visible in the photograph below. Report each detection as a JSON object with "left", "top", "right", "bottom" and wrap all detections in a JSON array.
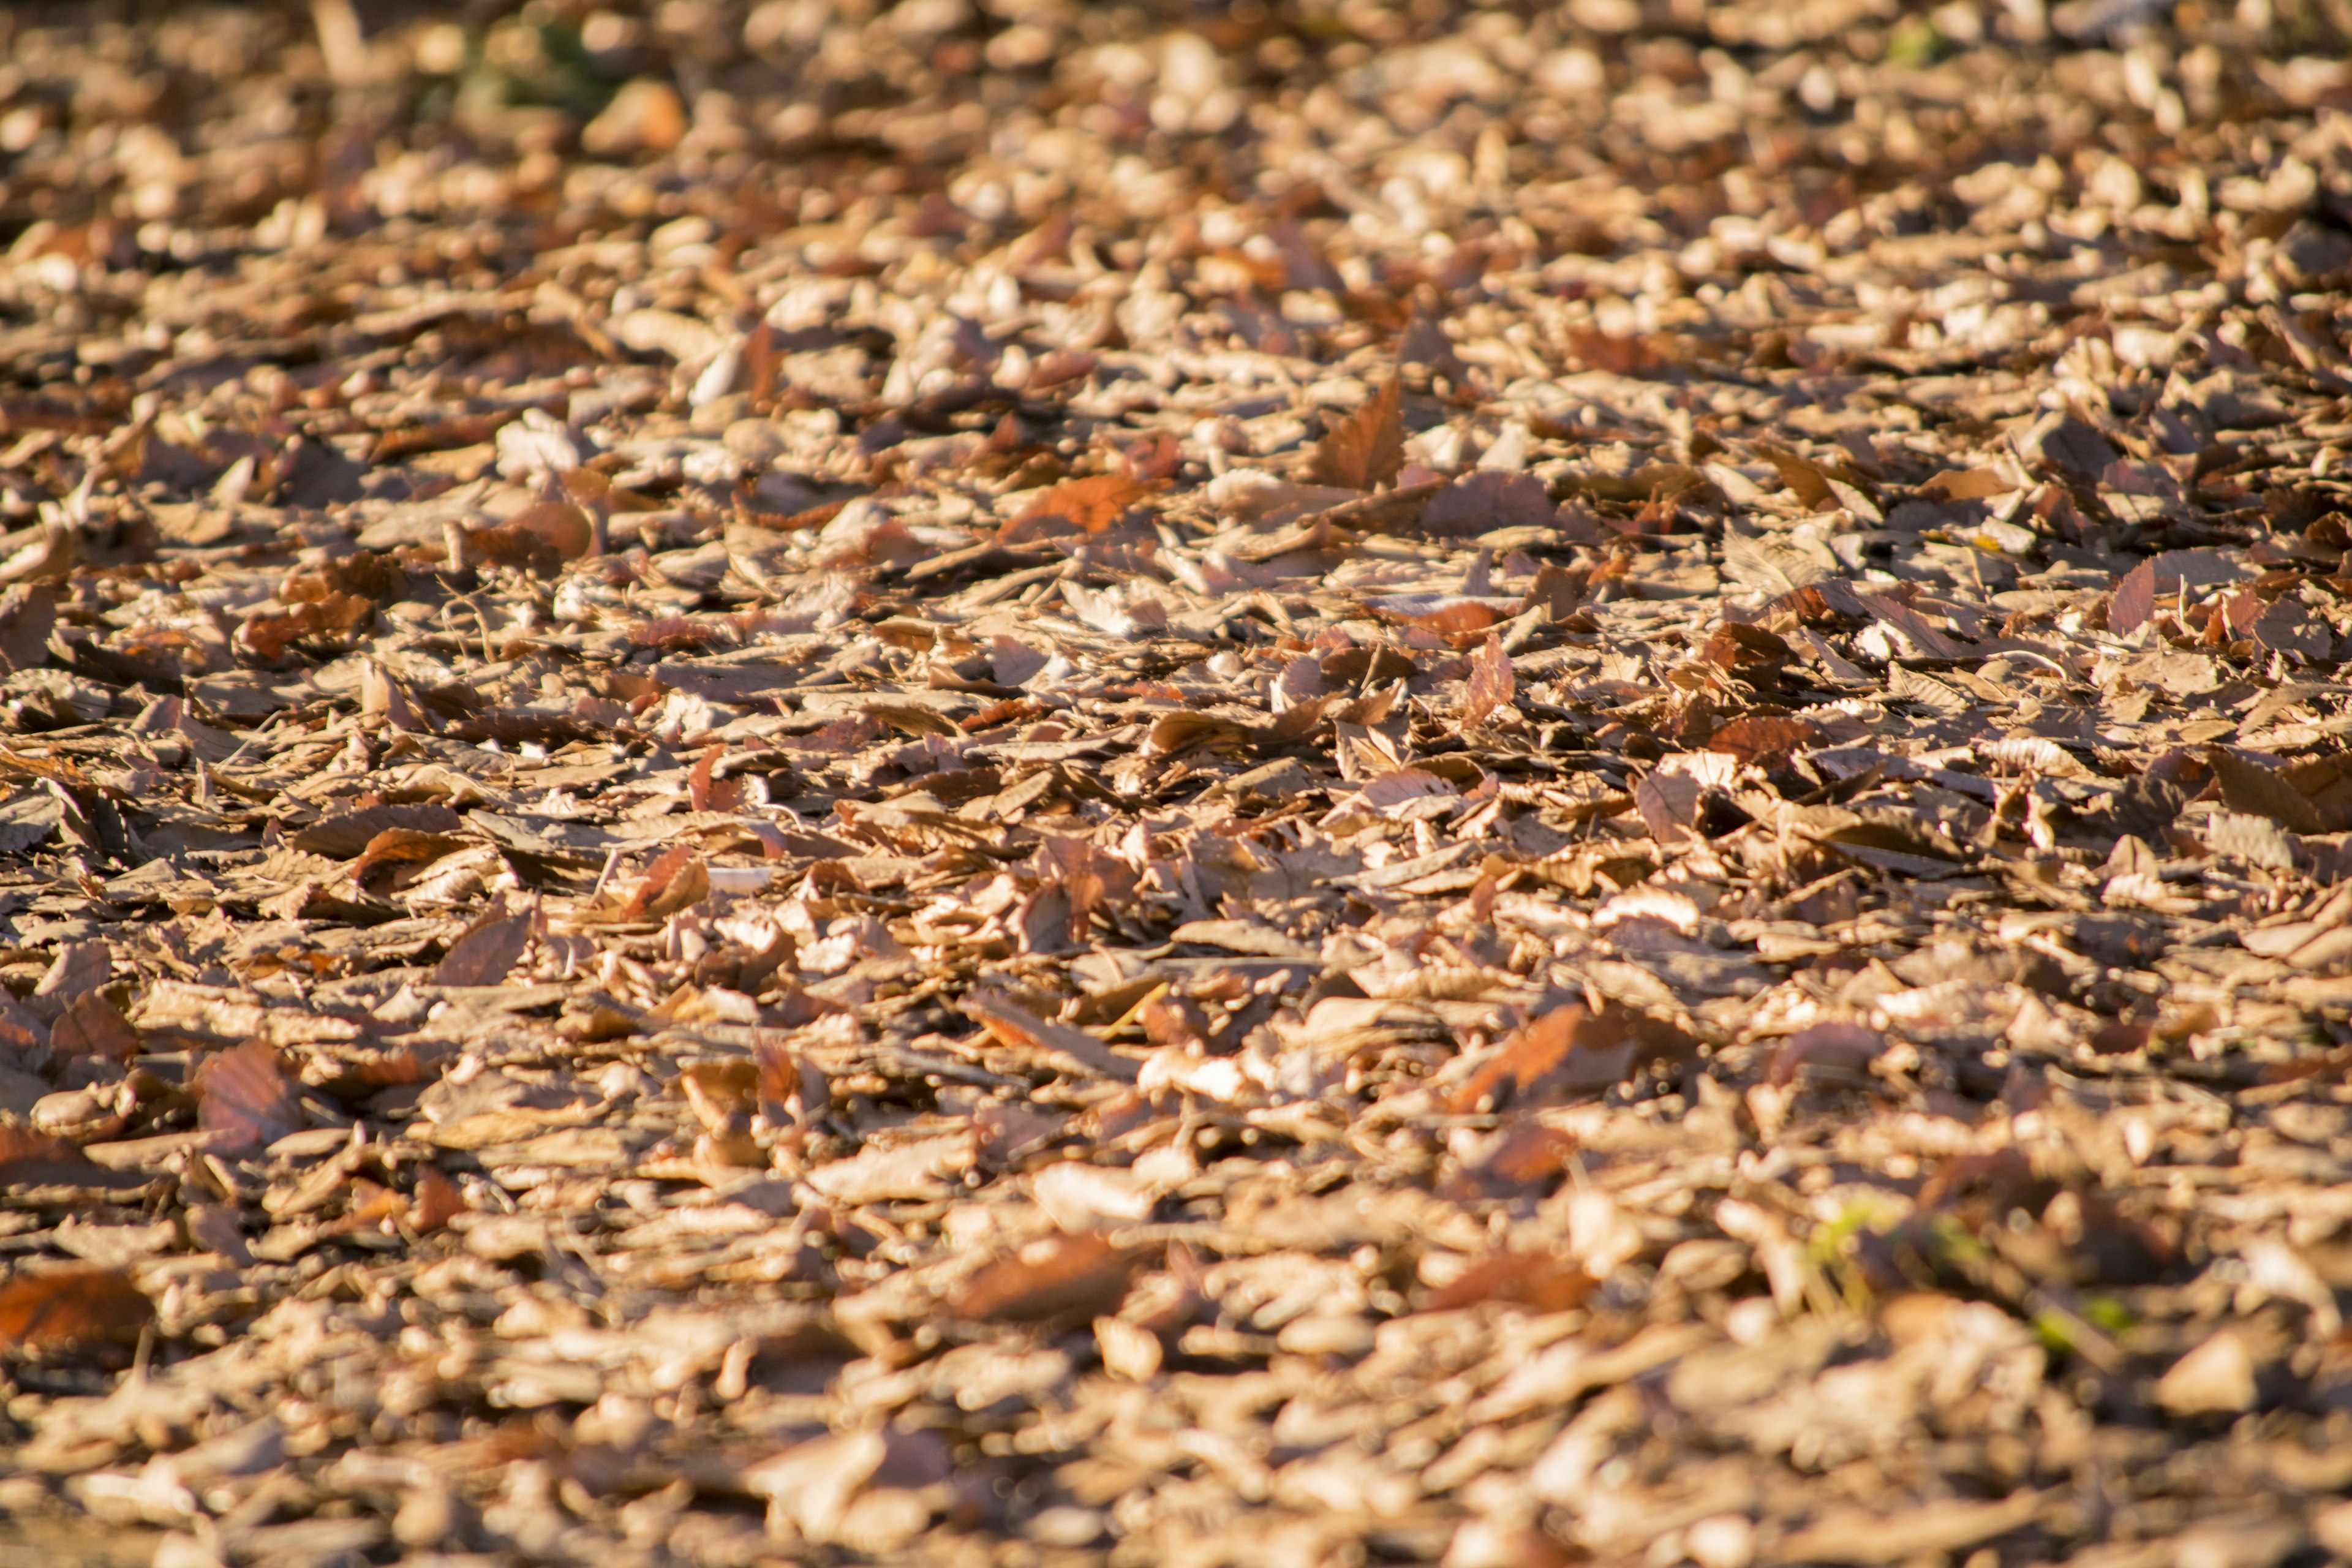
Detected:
[{"left": 7, "top": 1, "right": 2352, "bottom": 1566}]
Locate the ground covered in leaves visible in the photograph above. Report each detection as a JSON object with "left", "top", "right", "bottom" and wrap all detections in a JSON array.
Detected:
[{"left": 11, "top": 0, "right": 2352, "bottom": 1564}]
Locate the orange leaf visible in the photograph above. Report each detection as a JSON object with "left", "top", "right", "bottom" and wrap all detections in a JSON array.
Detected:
[
  {"left": 410, "top": 1165, "right": 467, "bottom": 1234},
  {"left": 1309, "top": 379, "right": 1403, "bottom": 491},
  {"left": 691, "top": 745, "right": 747, "bottom": 813},
  {"left": 0, "top": 1267, "right": 153, "bottom": 1354},
  {"left": 1004, "top": 474, "right": 1151, "bottom": 541},
  {"left": 1426, "top": 1251, "right": 1595, "bottom": 1314}
]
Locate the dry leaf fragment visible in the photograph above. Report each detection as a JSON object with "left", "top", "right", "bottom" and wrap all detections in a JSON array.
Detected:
[
  {"left": 0, "top": 1267, "right": 153, "bottom": 1354},
  {"left": 1308, "top": 380, "right": 1403, "bottom": 491}
]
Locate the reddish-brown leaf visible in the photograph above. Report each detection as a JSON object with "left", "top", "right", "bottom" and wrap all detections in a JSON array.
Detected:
[
  {"left": 350, "top": 827, "right": 467, "bottom": 889},
  {"left": 1426, "top": 1251, "right": 1596, "bottom": 1314},
  {"left": 0, "top": 1128, "right": 144, "bottom": 1189},
  {"left": 690, "top": 745, "right": 748, "bottom": 813},
  {"left": 293, "top": 802, "right": 464, "bottom": 859},
  {"left": 1439, "top": 1119, "right": 1581, "bottom": 1202},
  {"left": 1766, "top": 1022, "right": 1885, "bottom": 1087},
  {"left": 1448, "top": 1003, "right": 1693, "bottom": 1114},
  {"left": 620, "top": 843, "right": 710, "bottom": 921},
  {"left": 0, "top": 1267, "right": 153, "bottom": 1354},
  {"left": 1308, "top": 379, "right": 1403, "bottom": 491},
  {"left": 196, "top": 1042, "right": 303, "bottom": 1154},
  {"left": 1706, "top": 716, "right": 1825, "bottom": 768},
  {"left": 949, "top": 1232, "right": 1144, "bottom": 1323}
]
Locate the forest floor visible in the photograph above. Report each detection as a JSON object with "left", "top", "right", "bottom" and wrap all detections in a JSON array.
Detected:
[{"left": 6, "top": 1, "right": 2352, "bottom": 1565}]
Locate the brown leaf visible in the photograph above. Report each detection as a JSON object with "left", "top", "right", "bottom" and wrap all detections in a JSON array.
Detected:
[
  {"left": 1749, "top": 442, "right": 1838, "bottom": 508},
  {"left": 1461, "top": 633, "right": 1515, "bottom": 726},
  {"left": 196, "top": 1042, "right": 303, "bottom": 1155},
  {"left": 1036, "top": 835, "right": 1139, "bottom": 944},
  {"left": 1308, "top": 379, "right": 1403, "bottom": 491},
  {"left": 962, "top": 992, "right": 1141, "bottom": 1083},
  {"left": 293, "top": 802, "right": 464, "bottom": 859},
  {"left": 51, "top": 990, "right": 138, "bottom": 1062},
  {"left": 461, "top": 522, "right": 563, "bottom": 576},
  {"left": 0, "top": 584, "right": 58, "bottom": 674},
  {"left": 1766, "top": 1022, "right": 1885, "bottom": 1086},
  {"left": 433, "top": 913, "right": 532, "bottom": 988},
  {"left": 0, "top": 1128, "right": 144, "bottom": 1188},
  {"left": 0, "top": 1267, "right": 152, "bottom": 1354},
  {"left": 236, "top": 591, "right": 373, "bottom": 661},
  {"left": 1706, "top": 716, "right": 1825, "bottom": 767},
  {"left": 949, "top": 1232, "right": 1143, "bottom": 1323},
  {"left": 506, "top": 499, "right": 597, "bottom": 560},
  {"left": 1140, "top": 710, "right": 1255, "bottom": 759},
  {"left": 2107, "top": 549, "right": 2244, "bottom": 635},
  {"left": 2209, "top": 747, "right": 2352, "bottom": 835},
  {"left": 1417, "top": 472, "right": 1554, "bottom": 537}
]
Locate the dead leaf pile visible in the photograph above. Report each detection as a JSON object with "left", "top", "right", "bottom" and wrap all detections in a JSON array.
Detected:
[{"left": 6, "top": 2, "right": 2352, "bottom": 1566}]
